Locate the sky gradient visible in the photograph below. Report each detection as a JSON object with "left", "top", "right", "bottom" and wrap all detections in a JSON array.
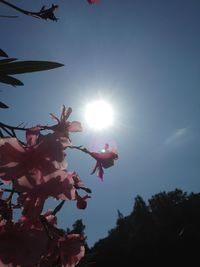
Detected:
[{"left": 1, "top": 0, "right": 200, "bottom": 247}]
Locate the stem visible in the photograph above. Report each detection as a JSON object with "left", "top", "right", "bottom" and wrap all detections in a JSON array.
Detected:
[
  {"left": 0, "top": 122, "right": 48, "bottom": 139},
  {"left": 68, "top": 145, "right": 92, "bottom": 155},
  {"left": 0, "top": 0, "right": 30, "bottom": 15},
  {"left": 0, "top": 1, "right": 58, "bottom": 21},
  {"left": 0, "top": 122, "right": 29, "bottom": 131}
]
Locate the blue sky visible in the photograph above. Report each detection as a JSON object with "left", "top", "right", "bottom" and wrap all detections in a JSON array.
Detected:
[{"left": 1, "top": 0, "right": 200, "bottom": 247}]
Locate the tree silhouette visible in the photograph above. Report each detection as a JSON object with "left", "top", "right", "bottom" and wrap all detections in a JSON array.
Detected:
[{"left": 78, "top": 189, "right": 200, "bottom": 266}]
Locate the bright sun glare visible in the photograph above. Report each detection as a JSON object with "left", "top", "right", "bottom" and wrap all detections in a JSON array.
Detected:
[{"left": 85, "top": 100, "right": 114, "bottom": 131}]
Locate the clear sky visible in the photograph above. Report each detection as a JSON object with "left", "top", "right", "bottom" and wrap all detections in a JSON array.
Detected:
[{"left": 1, "top": 0, "right": 200, "bottom": 247}]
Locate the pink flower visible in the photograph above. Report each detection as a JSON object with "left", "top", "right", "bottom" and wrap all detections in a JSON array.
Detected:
[
  {"left": 0, "top": 127, "right": 66, "bottom": 183},
  {"left": 18, "top": 192, "right": 46, "bottom": 220},
  {"left": 90, "top": 144, "right": 118, "bottom": 180},
  {"left": 59, "top": 234, "right": 85, "bottom": 267},
  {"left": 15, "top": 170, "right": 76, "bottom": 199},
  {"left": 16, "top": 171, "right": 91, "bottom": 218},
  {"left": 48, "top": 106, "right": 82, "bottom": 148},
  {"left": 87, "top": 0, "right": 98, "bottom": 4},
  {"left": 3, "top": 210, "right": 85, "bottom": 267},
  {"left": 0, "top": 221, "right": 48, "bottom": 267},
  {"left": 42, "top": 209, "right": 57, "bottom": 226},
  {"left": 76, "top": 194, "right": 91, "bottom": 210}
]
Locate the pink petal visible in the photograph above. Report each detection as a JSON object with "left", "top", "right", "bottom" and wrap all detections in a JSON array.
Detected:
[
  {"left": 61, "top": 106, "right": 72, "bottom": 122},
  {"left": 67, "top": 121, "right": 82, "bottom": 132},
  {"left": 15, "top": 170, "right": 78, "bottom": 202},
  {"left": 26, "top": 127, "right": 40, "bottom": 146},
  {"left": 91, "top": 162, "right": 104, "bottom": 180},
  {"left": 42, "top": 209, "right": 57, "bottom": 226},
  {"left": 76, "top": 194, "right": 91, "bottom": 209},
  {"left": 0, "top": 137, "right": 25, "bottom": 165},
  {"left": 18, "top": 192, "right": 46, "bottom": 219},
  {"left": 0, "top": 222, "right": 48, "bottom": 266},
  {"left": 87, "top": 0, "right": 98, "bottom": 4},
  {"left": 59, "top": 234, "right": 85, "bottom": 267},
  {"left": 91, "top": 151, "right": 118, "bottom": 161},
  {"left": 50, "top": 112, "right": 60, "bottom": 123}
]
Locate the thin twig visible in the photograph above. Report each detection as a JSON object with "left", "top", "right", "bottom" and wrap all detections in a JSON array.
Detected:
[
  {"left": 1, "top": 125, "right": 15, "bottom": 137},
  {"left": 0, "top": 122, "right": 29, "bottom": 131},
  {"left": 68, "top": 145, "right": 92, "bottom": 155}
]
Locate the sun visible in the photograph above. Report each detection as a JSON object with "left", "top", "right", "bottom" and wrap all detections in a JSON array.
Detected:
[{"left": 84, "top": 100, "right": 114, "bottom": 131}]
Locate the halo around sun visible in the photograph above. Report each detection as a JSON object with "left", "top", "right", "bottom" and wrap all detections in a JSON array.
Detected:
[{"left": 84, "top": 100, "right": 114, "bottom": 131}]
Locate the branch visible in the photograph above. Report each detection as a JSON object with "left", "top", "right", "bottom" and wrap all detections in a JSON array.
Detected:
[
  {"left": 68, "top": 145, "right": 92, "bottom": 155},
  {"left": 0, "top": 0, "right": 59, "bottom": 21},
  {"left": 0, "top": 121, "right": 29, "bottom": 131}
]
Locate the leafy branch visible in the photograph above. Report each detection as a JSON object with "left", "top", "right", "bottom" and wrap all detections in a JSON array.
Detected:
[
  {"left": 0, "top": 0, "right": 59, "bottom": 21},
  {"left": 0, "top": 48, "right": 64, "bottom": 108}
]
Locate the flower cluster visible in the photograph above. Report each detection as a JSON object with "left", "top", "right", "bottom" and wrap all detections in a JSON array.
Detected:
[{"left": 0, "top": 106, "right": 118, "bottom": 267}]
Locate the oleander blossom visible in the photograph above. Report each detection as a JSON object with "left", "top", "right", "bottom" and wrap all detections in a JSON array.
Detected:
[
  {"left": 0, "top": 126, "right": 66, "bottom": 183},
  {"left": 91, "top": 144, "right": 118, "bottom": 180},
  {"left": 0, "top": 220, "right": 48, "bottom": 267},
  {"left": 0, "top": 106, "right": 82, "bottom": 182},
  {"left": 87, "top": 0, "right": 99, "bottom": 4},
  {"left": 0, "top": 209, "right": 85, "bottom": 267},
  {"left": 59, "top": 234, "right": 85, "bottom": 267},
  {"left": 47, "top": 105, "right": 82, "bottom": 148},
  {"left": 0, "top": 104, "right": 117, "bottom": 267},
  {"left": 0, "top": 107, "right": 90, "bottom": 218},
  {"left": 16, "top": 171, "right": 91, "bottom": 219}
]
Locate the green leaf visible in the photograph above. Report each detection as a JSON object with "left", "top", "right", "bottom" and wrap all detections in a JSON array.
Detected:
[
  {"left": 0, "top": 75, "right": 24, "bottom": 86},
  {"left": 0, "top": 101, "right": 9, "bottom": 108},
  {"left": 0, "top": 60, "right": 64, "bottom": 75},
  {"left": 0, "top": 49, "right": 8, "bottom": 58},
  {"left": 0, "top": 58, "right": 18, "bottom": 64}
]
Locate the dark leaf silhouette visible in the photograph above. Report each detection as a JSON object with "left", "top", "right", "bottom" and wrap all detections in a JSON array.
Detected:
[
  {"left": 0, "top": 49, "right": 64, "bottom": 107},
  {"left": 0, "top": 50, "right": 64, "bottom": 86},
  {"left": 0, "top": 75, "right": 24, "bottom": 86},
  {"left": 0, "top": 60, "right": 64, "bottom": 76},
  {"left": 0, "top": 58, "right": 18, "bottom": 64},
  {"left": 0, "top": 101, "right": 9, "bottom": 108},
  {"left": 0, "top": 49, "right": 8, "bottom": 58}
]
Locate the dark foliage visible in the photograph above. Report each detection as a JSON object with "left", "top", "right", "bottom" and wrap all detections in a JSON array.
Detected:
[
  {"left": 0, "top": 49, "right": 64, "bottom": 87},
  {"left": 78, "top": 189, "right": 200, "bottom": 266},
  {"left": 0, "top": 48, "right": 64, "bottom": 108}
]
